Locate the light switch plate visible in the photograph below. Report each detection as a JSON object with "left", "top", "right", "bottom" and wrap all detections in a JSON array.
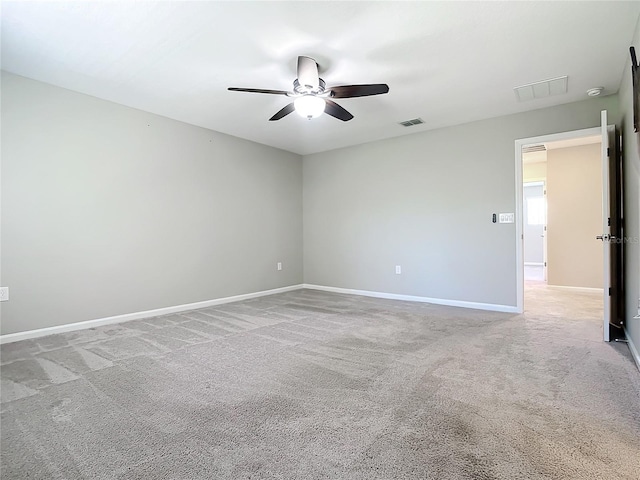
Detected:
[{"left": 499, "top": 213, "right": 515, "bottom": 223}]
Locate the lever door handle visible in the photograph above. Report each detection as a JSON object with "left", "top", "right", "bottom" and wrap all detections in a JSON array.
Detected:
[{"left": 596, "top": 234, "right": 617, "bottom": 241}]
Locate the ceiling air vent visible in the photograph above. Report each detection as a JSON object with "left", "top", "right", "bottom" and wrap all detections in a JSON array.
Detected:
[
  {"left": 399, "top": 118, "right": 424, "bottom": 127},
  {"left": 514, "top": 76, "right": 568, "bottom": 102},
  {"left": 522, "top": 144, "right": 547, "bottom": 154}
]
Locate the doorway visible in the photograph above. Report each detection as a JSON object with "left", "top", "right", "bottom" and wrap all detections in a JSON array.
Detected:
[
  {"left": 523, "top": 181, "right": 546, "bottom": 282},
  {"left": 515, "top": 125, "right": 611, "bottom": 338}
]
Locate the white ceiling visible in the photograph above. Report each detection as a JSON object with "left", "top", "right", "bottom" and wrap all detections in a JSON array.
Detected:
[{"left": 2, "top": 1, "right": 639, "bottom": 155}]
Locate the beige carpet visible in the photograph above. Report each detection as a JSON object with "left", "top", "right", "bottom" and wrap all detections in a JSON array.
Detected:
[{"left": 1, "top": 287, "right": 639, "bottom": 479}]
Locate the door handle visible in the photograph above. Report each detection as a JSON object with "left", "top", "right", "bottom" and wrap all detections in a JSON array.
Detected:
[{"left": 596, "top": 234, "right": 617, "bottom": 241}]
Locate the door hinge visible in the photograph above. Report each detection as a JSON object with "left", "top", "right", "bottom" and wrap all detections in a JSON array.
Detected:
[
  {"left": 544, "top": 262, "right": 547, "bottom": 267},
  {"left": 607, "top": 147, "right": 610, "bottom": 157},
  {"left": 609, "top": 287, "right": 612, "bottom": 296},
  {"left": 608, "top": 217, "right": 611, "bottom": 227}
]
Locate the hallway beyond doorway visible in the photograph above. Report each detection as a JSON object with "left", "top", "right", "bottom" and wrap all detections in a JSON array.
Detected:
[
  {"left": 524, "top": 265, "right": 544, "bottom": 282},
  {"left": 525, "top": 280, "right": 603, "bottom": 340}
]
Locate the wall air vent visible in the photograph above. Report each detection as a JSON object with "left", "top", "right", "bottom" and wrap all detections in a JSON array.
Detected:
[
  {"left": 514, "top": 76, "right": 568, "bottom": 102},
  {"left": 399, "top": 118, "right": 425, "bottom": 127},
  {"left": 522, "top": 144, "right": 547, "bottom": 154}
]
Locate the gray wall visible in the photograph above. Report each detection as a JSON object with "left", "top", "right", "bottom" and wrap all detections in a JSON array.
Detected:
[
  {"left": 546, "top": 144, "right": 603, "bottom": 289},
  {"left": 303, "top": 96, "right": 619, "bottom": 308},
  {"left": 618, "top": 22, "right": 640, "bottom": 356},
  {"left": 1, "top": 72, "right": 303, "bottom": 335}
]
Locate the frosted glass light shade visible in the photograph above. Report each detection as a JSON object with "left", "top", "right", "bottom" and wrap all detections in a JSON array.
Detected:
[{"left": 294, "top": 95, "right": 325, "bottom": 119}]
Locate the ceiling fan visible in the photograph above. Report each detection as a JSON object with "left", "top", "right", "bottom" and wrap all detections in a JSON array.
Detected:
[{"left": 228, "top": 56, "right": 389, "bottom": 122}]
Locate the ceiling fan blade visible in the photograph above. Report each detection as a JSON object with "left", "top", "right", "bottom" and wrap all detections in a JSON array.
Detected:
[
  {"left": 228, "top": 87, "right": 289, "bottom": 95},
  {"left": 324, "top": 99, "right": 354, "bottom": 122},
  {"left": 329, "top": 84, "right": 389, "bottom": 98},
  {"left": 297, "top": 56, "right": 319, "bottom": 90},
  {"left": 269, "top": 103, "right": 295, "bottom": 121}
]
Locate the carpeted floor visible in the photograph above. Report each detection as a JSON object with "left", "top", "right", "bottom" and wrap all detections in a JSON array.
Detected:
[{"left": 1, "top": 287, "right": 639, "bottom": 479}]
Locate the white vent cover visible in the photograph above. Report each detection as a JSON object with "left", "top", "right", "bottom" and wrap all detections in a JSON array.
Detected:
[
  {"left": 522, "top": 144, "right": 547, "bottom": 153},
  {"left": 399, "top": 118, "right": 424, "bottom": 127},
  {"left": 514, "top": 76, "right": 568, "bottom": 102}
]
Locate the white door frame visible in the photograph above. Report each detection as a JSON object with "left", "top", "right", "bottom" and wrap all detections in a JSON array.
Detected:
[{"left": 514, "top": 126, "right": 601, "bottom": 314}]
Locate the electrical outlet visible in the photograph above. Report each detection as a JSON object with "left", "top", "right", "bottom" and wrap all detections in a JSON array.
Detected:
[
  {"left": 395, "top": 265, "right": 402, "bottom": 275},
  {"left": 277, "top": 262, "right": 282, "bottom": 271},
  {"left": 0, "top": 287, "right": 8, "bottom": 302}
]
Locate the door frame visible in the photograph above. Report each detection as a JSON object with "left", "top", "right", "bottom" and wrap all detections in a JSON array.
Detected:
[{"left": 514, "top": 126, "right": 601, "bottom": 314}]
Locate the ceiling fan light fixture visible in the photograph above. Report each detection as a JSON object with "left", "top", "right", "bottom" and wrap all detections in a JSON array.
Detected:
[
  {"left": 294, "top": 95, "right": 325, "bottom": 119},
  {"left": 228, "top": 56, "right": 388, "bottom": 122}
]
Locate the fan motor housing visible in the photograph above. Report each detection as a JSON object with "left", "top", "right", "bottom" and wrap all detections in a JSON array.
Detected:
[{"left": 294, "top": 78, "right": 326, "bottom": 95}]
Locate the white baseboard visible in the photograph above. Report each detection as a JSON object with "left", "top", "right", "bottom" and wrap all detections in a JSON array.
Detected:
[
  {"left": 524, "top": 262, "right": 544, "bottom": 266},
  {"left": 0, "top": 284, "right": 304, "bottom": 345},
  {"left": 624, "top": 328, "right": 640, "bottom": 372},
  {"left": 0, "top": 283, "right": 521, "bottom": 344},
  {"left": 546, "top": 285, "right": 604, "bottom": 293},
  {"left": 302, "top": 284, "right": 519, "bottom": 313}
]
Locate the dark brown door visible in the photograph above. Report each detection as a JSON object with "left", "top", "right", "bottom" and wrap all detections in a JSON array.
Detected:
[{"left": 600, "top": 110, "right": 624, "bottom": 341}]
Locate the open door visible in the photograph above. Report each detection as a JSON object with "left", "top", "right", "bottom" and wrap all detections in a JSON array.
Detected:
[
  {"left": 543, "top": 185, "right": 548, "bottom": 283},
  {"left": 599, "top": 110, "right": 624, "bottom": 341},
  {"left": 523, "top": 182, "right": 545, "bottom": 281}
]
